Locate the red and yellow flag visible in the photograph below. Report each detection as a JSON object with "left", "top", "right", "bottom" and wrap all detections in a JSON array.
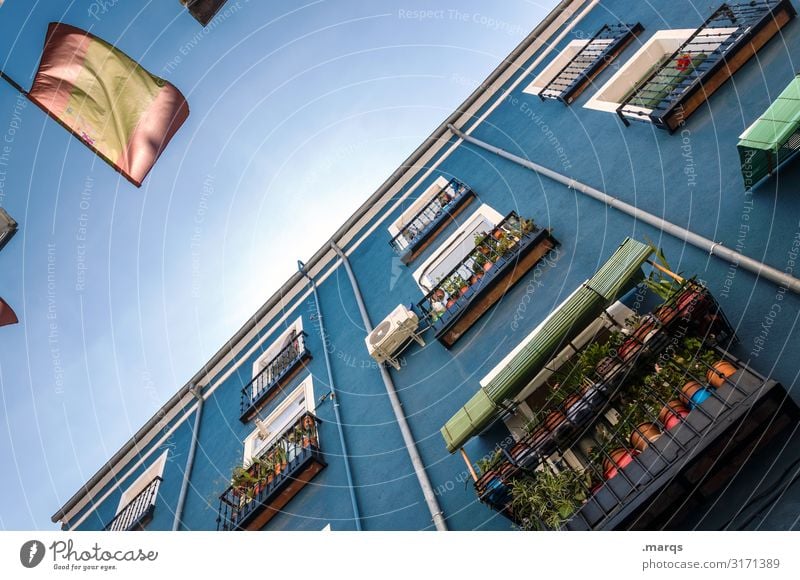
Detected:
[
  {"left": 28, "top": 23, "right": 189, "bottom": 187},
  {"left": 0, "top": 297, "right": 17, "bottom": 327}
]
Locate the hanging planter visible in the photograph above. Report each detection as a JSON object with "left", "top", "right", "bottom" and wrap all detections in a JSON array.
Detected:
[
  {"left": 544, "top": 409, "right": 567, "bottom": 432},
  {"left": 706, "top": 360, "right": 737, "bottom": 389},
  {"left": 658, "top": 400, "right": 690, "bottom": 430},
  {"left": 629, "top": 422, "right": 662, "bottom": 452}
]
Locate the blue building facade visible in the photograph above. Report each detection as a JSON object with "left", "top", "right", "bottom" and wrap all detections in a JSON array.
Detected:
[{"left": 53, "top": 0, "right": 800, "bottom": 531}]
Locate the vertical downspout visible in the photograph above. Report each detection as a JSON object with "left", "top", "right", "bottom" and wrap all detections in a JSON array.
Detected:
[
  {"left": 298, "top": 260, "right": 363, "bottom": 531},
  {"left": 172, "top": 384, "right": 203, "bottom": 531},
  {"left": 329, "top": 242, "right": 448, "bottom": 531}
]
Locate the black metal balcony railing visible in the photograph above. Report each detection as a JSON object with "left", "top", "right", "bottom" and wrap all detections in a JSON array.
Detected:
[
  {"left": 472, "top": 280, "right": 754, "bottom": 530},
  {"left": 416, "top": 212, "right": 549, "bottom": 340},
  {"left": 240, "top": 331, "right": 309, "bottom": 421},
  {"left": 539, "top": 23, "right": 643, "bottom": 104},
  {"left": 217, "top": 412, "right": 325, "bottom": 531},
  {"left": 104, "top": 476, "right": 161, "bottom": 531},
  {"left": 617, "top": 0, "right": 795, "bottom": 131},
  {"left": 389, "top": 178, "right": 473, "bottom": 260}
]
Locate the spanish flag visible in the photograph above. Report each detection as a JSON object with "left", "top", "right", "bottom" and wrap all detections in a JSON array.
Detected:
[
  {"left": 0, "top": 297, "right": 17, "bottom": 327},
  {"left": 28, "top": 23, "right": 189, "bottom": 187}
]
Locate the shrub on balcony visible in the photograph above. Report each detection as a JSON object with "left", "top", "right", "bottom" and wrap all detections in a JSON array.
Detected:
[{"left": 510, "top": 469, "right": 591, "bottom": 531}]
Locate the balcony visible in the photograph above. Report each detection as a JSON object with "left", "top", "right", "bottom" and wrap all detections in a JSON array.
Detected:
[
  {"left": 417, "top": 212, "right": 558, "bottom": 348},
  {"left": 617, "top": 0, "right": 796, "bottom": 131},
  {"left": 539, "top": 23, "right": 642, "bottom": 104},
  {"left": 389, "top": 178, "right": 475, "bottom": 264},
  {"left": 217, "top": 413, "right": 325, "bottom": 531},
  {"left": 104, "top": 476, "right": 161, "bottom": 531},
  {"left": 469, "top": 281, "right": 799, "bottom": 530},
  {"left": 240, "top": 331, "right": 310, "bottom": 422}
]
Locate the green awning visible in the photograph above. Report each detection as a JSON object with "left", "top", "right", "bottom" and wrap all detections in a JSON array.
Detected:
[
  {"left": 738, "top": 74, "right": 800, "bottom": 187},
  {"left": 441, "top": 238, "right": 654, "bottom": 453}
]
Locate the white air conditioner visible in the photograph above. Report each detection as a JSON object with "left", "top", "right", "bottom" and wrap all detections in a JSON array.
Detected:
[{"left": 365, "top": 304, "right": 424, "bottom": 370}]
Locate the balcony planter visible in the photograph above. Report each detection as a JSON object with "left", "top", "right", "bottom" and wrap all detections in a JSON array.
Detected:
[{"left": 418, "top": 213, "right": 559, "bottom": 348}]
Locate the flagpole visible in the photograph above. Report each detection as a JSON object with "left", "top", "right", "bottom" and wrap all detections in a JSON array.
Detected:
[{"left": 0, "top": 70, "right": 28, "bottom": 96}]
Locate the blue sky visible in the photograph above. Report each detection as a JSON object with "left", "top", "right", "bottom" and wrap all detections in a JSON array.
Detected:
[{"left": 0, "top": 0, "right": 555, "bottom": 529}]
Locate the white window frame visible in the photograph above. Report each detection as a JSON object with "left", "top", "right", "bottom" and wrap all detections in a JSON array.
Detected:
[
  {"left": 523, "top": 39, "right": 591, "bottom": 96},
  {"left": 412, "top": 204, "right": 503, "bottom": 292},
  {"left": 243, "top": 376, "right": 315, "bottom": 465},
  {"left": 252, "top": 316, "right": 304, "bottom": 380},
  {"left": 583, "top": 29, "right": 703, "bottom": 114},
  {"left": 115, "top": 450, "right": 168, "bottom": 514},
  {"left": 387, "top": 176, "right": 452, "bottom": 238}
]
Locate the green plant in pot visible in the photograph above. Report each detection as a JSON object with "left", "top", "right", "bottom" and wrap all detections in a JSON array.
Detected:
[{"left": 510, "top": 468, "right": 591, "bottom": 530}]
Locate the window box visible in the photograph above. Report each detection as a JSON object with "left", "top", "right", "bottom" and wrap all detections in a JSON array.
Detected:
[
  {"left": 526, "top": 23, "right": 643, "bottom": 104},
  {"left": 586, "top": 1, "right": 795, "bottom": 131},
  {"left": 389, "top": 178, "right": 475, "bottom": 264},
  {"left": 217, "top": 412, "right": 325, "bottom": 531},
  {"left": 416, "top": 212, "right": 558, "bottom": 348},
  {"left": 104, "top": 452, "right": 168, "bottom": 531},
  {"left": 240, "top": 328, "right": 310, "bottom": 422}
]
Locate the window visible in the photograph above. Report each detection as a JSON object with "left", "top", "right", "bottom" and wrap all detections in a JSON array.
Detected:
[
  {"left": 241, "top": 316, "right": 309, "bottom": 421},
  {"left": 413, "top": 204, "right": 503, "bottom": 292},
  {"left": 106, "top": 450, "right": 167, "bottom": 531},
  {"left": 525, "top": 23, "right": 642, "bottom": 104},
  {"left": 243, "top": 376, "right": 315, "bottom": 465},
  {"left": 586, "top": 1, "right": 796, "bottom": 131},
  {"left": 584, "top": 29, "right": 698, "bottom": 114},
  {"left": 388, "top": 176, "right": 453, "bottom": 239}
]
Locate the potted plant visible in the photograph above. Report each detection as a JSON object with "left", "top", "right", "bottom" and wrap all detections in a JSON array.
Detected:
[
  {"left": 520, "top": 218, "right": 536, "bottom": 234},
  {"left": 509, "top": 468, "right": 590, "bottom": 530},
  {"left": 658, "top": 400, "right": 690, "bottom": 430},
  {"left": 629, "top": 422, "right": 662, "bottom": 452},
  {"left": 602, "top": 448, "right": 640, "bottom": 480},
  {"left": 680, "top": 380, "right": 713, "bottom": 408}
]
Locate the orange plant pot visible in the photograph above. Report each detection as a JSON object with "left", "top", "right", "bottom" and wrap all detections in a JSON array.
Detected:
[{"left": 706, "top": 361, "right": 737, "bottom": 389}]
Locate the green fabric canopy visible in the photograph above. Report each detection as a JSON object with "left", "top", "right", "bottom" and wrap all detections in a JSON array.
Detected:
[
  {"left": 738, "top": 74, "right": 800, "bottom": 187},
  {"left": 440, "top": 238, "right": 655, "bottom": 453}
]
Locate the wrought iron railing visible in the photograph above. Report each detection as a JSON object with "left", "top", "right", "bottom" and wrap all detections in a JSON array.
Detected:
[
  {"left": 217, "top": 412, "right": 323, "bottom": 531},
  {"left": 416, "top": 211, "right": 539, "bottom": 330},
  {"left": 105, "top": 476, "right": 161, "bottom": 531},
  {"left": 617, "top": 1, "right": 792, "bottom": 129},
  {"left": 389, "top": 179, "right": 472, "bottom": 255},
  {"left": 240, "top": 331, "right": 308, "bottom": 420},
  {"left": 472, "top": 280, "right": 743, "bottom": 529},
  {"left": 540, "top": 23, "right": 642, "bottom": 103}
]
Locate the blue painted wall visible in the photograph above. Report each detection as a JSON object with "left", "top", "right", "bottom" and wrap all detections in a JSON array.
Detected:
[{"left": 72, "top": 0, "right": 800, "bottom": 531}]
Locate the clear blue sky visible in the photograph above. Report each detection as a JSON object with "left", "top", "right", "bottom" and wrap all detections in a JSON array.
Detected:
[{"left": 0, "top": 0, "right": 556, "bottom": 529}]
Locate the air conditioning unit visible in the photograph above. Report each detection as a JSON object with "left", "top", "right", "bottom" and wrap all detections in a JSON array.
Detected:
[{"left": 365, "top": 304, "right": 425, "bottom": 370}]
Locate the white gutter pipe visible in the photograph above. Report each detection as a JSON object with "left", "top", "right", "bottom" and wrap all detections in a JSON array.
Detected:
[
  {"left": 330, "top": 242, "right": 448, "bottom": 531},
  {"left": 298, "top": 260, "right": 363, "bottom": 531},
  {"left": 172, "top": 384, "right": 203, "bottom": 530},
  {"left": 448, "top": 124, "right": 800, "bottom": 295}
]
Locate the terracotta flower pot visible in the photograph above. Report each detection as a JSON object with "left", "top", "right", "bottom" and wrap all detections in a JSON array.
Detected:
[
  {"left": 446, "top": 297, "right": 457, "bottom": 309},
  {"left": 655, "top": 304, "right": 678, "bottom": 325},
  {"left": 706, "top": 360, "right": 737, "bottom": 389},
  {"left": 603, "top": 448, "right": 639, "bottom": 480},
  {"left": 629, "top": 422, "right": 662, "bottom": 452},
  {"left": 433, "top": 289, "right": 445, "bottom": 301},
  {"left": 544, "top": 410, "right": 567, "bottom": 432},
  {"left": 595, "top": 356, "right": 620, "bottom": 378},
  {"left": 492, "top": 229, "right": 504, "bottom": 240},
  {"left": 459, "top": 285, "right": 469, "bottom": 296},
  {"left": 618, "top": 337, "right": 640, "bottom": 360},
  {"left": 483, "top": 261, "right": 494, "bottom": 272},
  {"left": 681, "top": 381, "right": 714, "bottom": 408},
  {"left": 658, "top": 400, "right": 690, "bottom": 430},
  {"left": 631, "top": 314, "right": 658, "bottom": 343}
]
